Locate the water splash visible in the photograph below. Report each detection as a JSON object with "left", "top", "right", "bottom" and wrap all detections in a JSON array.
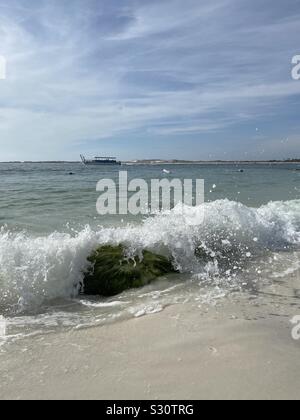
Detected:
[{"left": 0, "top": 199, "right": 299, "bottom": 314}]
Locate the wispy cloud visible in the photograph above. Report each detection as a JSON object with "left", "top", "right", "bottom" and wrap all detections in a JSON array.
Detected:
[{"left": 0, "top": 0, "right": 299, "bottom": 160}]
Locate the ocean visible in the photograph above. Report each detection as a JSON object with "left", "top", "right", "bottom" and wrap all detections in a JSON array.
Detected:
[{"left": 0, "top": 162, "right": 300, "bottom": 346}]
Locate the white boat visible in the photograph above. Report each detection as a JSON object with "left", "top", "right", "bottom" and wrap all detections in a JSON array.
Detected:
[{"left": 80, "top": 155, "right": 121, "bottom": 166}]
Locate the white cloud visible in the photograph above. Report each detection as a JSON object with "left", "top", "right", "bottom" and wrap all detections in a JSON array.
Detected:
[{"left": 0, "top": 0, "right": 300, "bottom": 160}]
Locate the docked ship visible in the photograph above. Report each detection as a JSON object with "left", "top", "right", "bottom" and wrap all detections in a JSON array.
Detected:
[{"left": 80, "top": 155, "right": 121, "bottom": 166}]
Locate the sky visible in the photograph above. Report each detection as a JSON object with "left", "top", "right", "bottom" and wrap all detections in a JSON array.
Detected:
[{"left": 0, "top": 0, "right": 300, "bottom": 161}]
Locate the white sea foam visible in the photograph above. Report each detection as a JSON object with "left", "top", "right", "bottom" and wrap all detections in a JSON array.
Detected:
[
  {"left": 0, "top": 316, "right": 6, "bottom": 336},
  {"left": 79, "top": 299, "right": 126, "bottom": 308},
  {"left": 0, "top": 199, "right": 299, "bottom": 314}
]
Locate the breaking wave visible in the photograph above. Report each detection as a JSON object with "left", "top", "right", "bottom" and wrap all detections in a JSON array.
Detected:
[{"left": 0, "top": 199, "right": 299, "bottom": 314}]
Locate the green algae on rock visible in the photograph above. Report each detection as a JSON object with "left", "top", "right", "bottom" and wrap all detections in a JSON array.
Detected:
[{"left": 83, "top": 245, "right": 176, "bottom": 297}]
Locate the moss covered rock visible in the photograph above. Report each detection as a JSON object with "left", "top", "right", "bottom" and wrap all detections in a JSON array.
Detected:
[{"left": 83, "top": 245, "right": 176, "bottom": 297}]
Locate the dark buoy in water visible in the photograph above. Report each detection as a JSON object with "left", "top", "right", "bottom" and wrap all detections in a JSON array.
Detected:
[
  {"left": 69, "top": 172, "right": 74, "bottom": 175},
  {"left": 238, "top": 169, "right": 244, "bottom": 173}
]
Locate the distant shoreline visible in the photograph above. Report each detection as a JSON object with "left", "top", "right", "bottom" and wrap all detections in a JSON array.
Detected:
[
  {"left": 1, "top": 160, "right": 299, "bottom": 165},
  {"left": 123, "top": 160, "right": 300, "bottom": 165}
]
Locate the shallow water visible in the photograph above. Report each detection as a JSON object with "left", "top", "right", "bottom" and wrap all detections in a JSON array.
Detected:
[
  {"left": 1, "top": 162, "right": 299, "bottom": 233},
  {"left": 0, "top": 162, "right": 299, "bottom": 345}
]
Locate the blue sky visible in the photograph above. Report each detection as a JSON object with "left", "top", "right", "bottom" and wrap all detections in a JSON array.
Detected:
[{"left": 0, "top": 0, "right": 300, "bottom": 161}]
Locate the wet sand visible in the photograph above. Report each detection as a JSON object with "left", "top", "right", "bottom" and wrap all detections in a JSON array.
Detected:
[{"left": 1, "top": 294, "right": 300, "bottom": 400}]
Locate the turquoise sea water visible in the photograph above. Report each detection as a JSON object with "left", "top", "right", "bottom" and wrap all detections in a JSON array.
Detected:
[
  {"left": 1, "top": 162, "right": 299, "bottom": 233},
  {"left": 0, "top": 162, "right": 299, "bottom": 343}
]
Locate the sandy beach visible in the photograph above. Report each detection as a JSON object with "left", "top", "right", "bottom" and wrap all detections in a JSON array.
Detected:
[
  {"left": 1, "top": 0, "right": 300, "bottom": 404},
  {"left": 1, "top": 288, "right": 300, "bottom": 400}
]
